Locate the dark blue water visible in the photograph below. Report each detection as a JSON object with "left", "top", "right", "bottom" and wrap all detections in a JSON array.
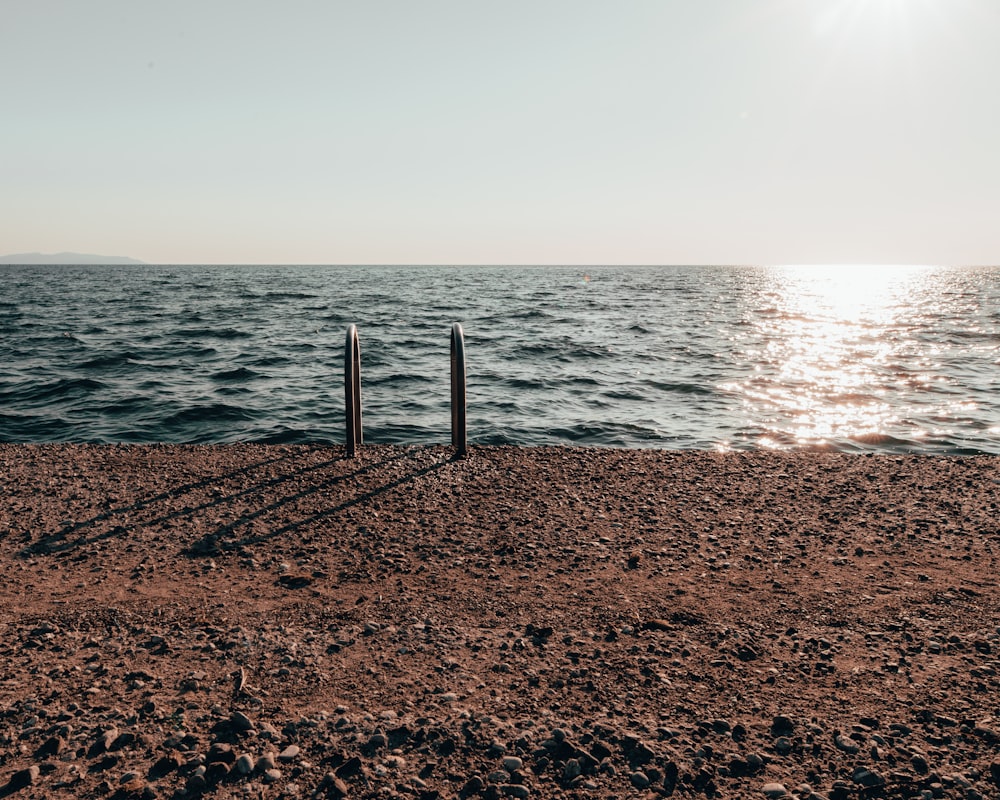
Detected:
[{"left": 1, "top": 264, "right": 997, "bottom": 453}]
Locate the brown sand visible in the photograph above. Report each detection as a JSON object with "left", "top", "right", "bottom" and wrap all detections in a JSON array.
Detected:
[{"left": 0, "top": 444, "right": 998, "bottom": 800}]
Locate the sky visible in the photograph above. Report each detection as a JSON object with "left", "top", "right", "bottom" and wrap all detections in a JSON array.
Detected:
[{"left": 2, "top": 0, "right": 998, "bottom": 265}]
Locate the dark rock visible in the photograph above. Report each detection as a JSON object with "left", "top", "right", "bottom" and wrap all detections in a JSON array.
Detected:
[
  {"left": 207, "top": 743, "right": 236, "bottom": 765},
  {"left": 235, "top": 754, "right": 254, "bottom": 775},
  {"left": 148, "top": 752, "right": 183, "bottom": 779},
  {"left": 110, "top": 731, "right": 136, "bottom": 751},
  {"left": 6, "top": 765, "right": 40, "bottom": 790},
  {"left": 771, "top": 716, "right": 795, "bottom": 737},
  {"left": 230, "top": 711, "right": 254, "bottom": 732},
  {"left": 205, "top": 761, "right": 230, "bottom": 785},
  {"left": 628, "top": 741, "right": 655, "bottom": 766},
  {"left": 735, "top": 644, "right": 759, "bottom": 661},
  {"left": 35, "top": 735, "right": 65, "bottom": 758},
  {"left": 336, "top": 756, "right": 364, "bottom": 778},
  {"left": 852, "top": 767, "right": 885, "bottom": 788}
]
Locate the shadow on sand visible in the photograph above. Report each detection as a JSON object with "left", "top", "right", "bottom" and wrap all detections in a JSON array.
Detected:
[{"left": 20, "top": 446, "right": 452, "bottom": 559}]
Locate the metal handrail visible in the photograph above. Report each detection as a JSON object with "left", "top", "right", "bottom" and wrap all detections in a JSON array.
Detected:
[
  {"left": 450, "top": 322, "right": 467, "bottom": 457},
  {"left": 344, "top": 324, "right": 362, "bottom": 457}
]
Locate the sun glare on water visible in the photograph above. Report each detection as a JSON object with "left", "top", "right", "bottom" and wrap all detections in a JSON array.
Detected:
[{"left": 723, "top": 265, "right": 938, "bottom": 450}]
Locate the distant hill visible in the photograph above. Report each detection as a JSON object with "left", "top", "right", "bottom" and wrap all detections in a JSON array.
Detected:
[{"left": 0, "top": 252, "right": 146, "bottom": 265}]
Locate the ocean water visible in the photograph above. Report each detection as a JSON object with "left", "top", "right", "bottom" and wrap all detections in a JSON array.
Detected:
[{"left": 1, "top": 264, "right": 997, "bottom": 454}]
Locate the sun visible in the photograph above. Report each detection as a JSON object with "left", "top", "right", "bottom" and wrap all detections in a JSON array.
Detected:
[{"left": 812, "top": 0, "right": 943, "bottom": 40}]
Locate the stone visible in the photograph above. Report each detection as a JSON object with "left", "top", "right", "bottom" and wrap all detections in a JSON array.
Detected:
[
  {"left": 235, "top": 754, "right": 255, "bottom": 775},
  {"left": 7, "top": 765, "right": 40, "bottom": 790},
  {"left": 35, "top": 735, "right": 65, "bottom": 758},
  {"left": 462, "top": 775, "right": 485, "bottom": 796},
  {"left": 278, "top": 744, "right": 300, "bottom": 762},
  {"left": 502, "top": 756, "right": 523, "bottom": 773},
  {"left": 111, "top": 731, "right": 136, "bottom": 751},
  {"left": 263, "top": 768, "right": 283, "bottom": 784},
  {"left": 208, "top": 742, "right": 236, "bottom": 765},
  {"left": 629, "top": 771, "right": 650, "bottom": 789},
  {"left": 771, "top": 716, "right": 795, "bottom": 736},
  {"left": 500, "top": 784, "right": 529, "bottom": 798},
  {"left": 205, "top": 761, "right": 230, "bottom": 785},
  {"left": 834, "top": 733, "right": 860, "bottom": 754},
  {"left": 258, "top": 753, "right": 277, "bottom": 772},
  {"left": 149, "top": 751, "right": 183, "bottom": 779},
  {"left": 230, "top": 711, "right": 254, "bottom": 732},
  {"left": 325, "top": 775, "right": 350, "bottom": 798},
  {"left": 762, "top": 783, "right": 788, "bottom": 798},
  {"left": 774, "top": 736, "right": 793, "bottom": 755},
  {"left": 852, "top": 767, "right": 885, "bottom": 787}
]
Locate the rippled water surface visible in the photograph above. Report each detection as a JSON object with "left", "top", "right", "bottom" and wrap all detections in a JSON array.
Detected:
[{"left": 1, "top": 264, "right": 997, "bottom": 453}]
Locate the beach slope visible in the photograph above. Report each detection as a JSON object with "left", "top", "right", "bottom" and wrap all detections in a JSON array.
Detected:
[{"left": 1, "top": 444, "right": 998, "bottom": 799}]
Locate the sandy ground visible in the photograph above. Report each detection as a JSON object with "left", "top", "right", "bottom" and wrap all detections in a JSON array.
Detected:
[{"left": 0, "top": 443, "right": 998, "bottom": 800}]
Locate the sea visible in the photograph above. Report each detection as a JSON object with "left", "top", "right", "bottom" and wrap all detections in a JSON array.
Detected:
[{"left": 1, "top": 264, "right": 998, "bottom": 454}]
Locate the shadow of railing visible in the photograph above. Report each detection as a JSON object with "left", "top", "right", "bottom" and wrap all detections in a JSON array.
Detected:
[
  {"left": 19, "top": 446, "right": 415, "bottom": 558},
  {"left": 184, "top": 453, "right": 450, "bottom": 556}
]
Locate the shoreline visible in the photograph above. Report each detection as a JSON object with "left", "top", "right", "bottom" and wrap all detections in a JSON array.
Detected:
[{"left": 1, "top": 444, "right": 999, "bottom": 799}]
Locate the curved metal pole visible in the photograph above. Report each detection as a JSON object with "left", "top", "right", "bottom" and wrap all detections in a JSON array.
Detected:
[
  {"left": 345, "top": 325, "right": 362, "bottom": 457},
  {"left": 450, "top": 322, "right": 467, "bottom": 458}
]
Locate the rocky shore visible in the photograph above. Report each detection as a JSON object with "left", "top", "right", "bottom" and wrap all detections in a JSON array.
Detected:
[{"left": 0, "top": 444, "right": 998, "bottom": 800}]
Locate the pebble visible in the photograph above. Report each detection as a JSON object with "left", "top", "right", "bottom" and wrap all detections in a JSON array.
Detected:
[
  {"left": 205, "top": 760, "right": 230, "bottom": 784},
  {"left": 502, "top": 756, "right": 523, "bottom": 773},
  {"left": 852, "top": 767, "right": 885, "bottom": 787},
  {"left": 762, "top": 782, "right": 788, "bottom": 798},
  {"left": 263, "top": 768, "right": 283, "bottom": 784},
  {"left": 771, "top": 716, "right": 795, "bottom": 736},
  {"left": 235, "top": 754, "right": 255, "bottom": 775},
  {"left": 8, "top": 765, "right": 40, "bottom": 789},
  {"left": 629, "top": 770, "right": 651, "bottom": 789},
  {"left": 230, "top": 711, "right": 254, "bottom": 732},
  {"left": 278, "top": 744, "right": 300, "bottom": 762},
  {"left": 258, "top": 753, "right": 277, "bottom": 772}
]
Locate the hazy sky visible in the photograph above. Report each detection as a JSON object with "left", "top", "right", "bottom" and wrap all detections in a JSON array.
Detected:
[{"left": 3, "top": 0, "right": 998, "bottom": 265}]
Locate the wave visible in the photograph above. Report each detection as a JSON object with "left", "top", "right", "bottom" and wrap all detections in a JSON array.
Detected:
[
  {"left": 644, "top": 380, "right": 714, "bottom": 396},
  {"left": 174, "top": 327, "right": 253, "bottom": 340},
  {"left": 163, "top": 403, "right": 259, "bottom": 426},
  {"left": 2, "top": 377, "right": 107, "bottom": 406},
  {"left": 210, "top": 367, "right": 262, "bottom": 382},
  {"left": 79, "top": 351, "right": 143, "bottom": 370}
]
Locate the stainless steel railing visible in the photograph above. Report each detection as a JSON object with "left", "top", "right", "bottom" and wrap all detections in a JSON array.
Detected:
[
  {"left": 450, "top": 323, "right": 467, "bottom": 458},
  {"left": 344, "top": 324, "right": 362, "bottom": 457},
  {"left": 343, "top": 323, "right": 467, "bottom": 458}
]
